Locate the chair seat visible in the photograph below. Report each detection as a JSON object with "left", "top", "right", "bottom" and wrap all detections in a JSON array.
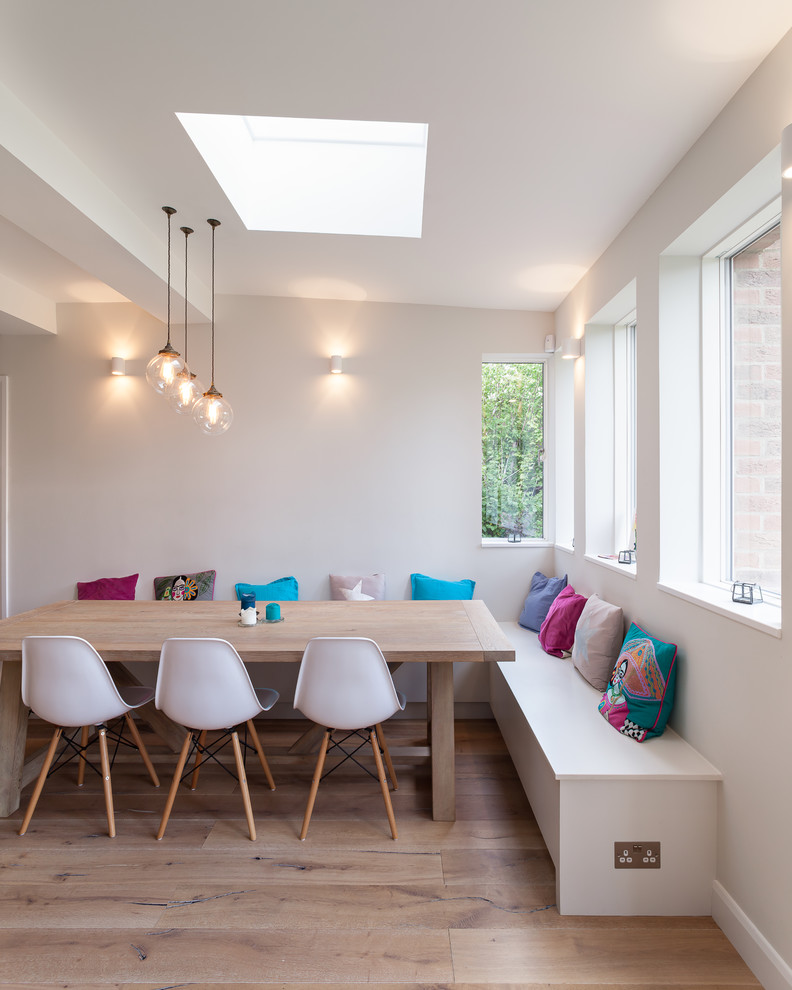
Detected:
[
  {"left": 255, "top": 688, "right": 279, "bottom": 711},
  {"left": 118, "top": 685, "right": 156, "bottom": 709}
]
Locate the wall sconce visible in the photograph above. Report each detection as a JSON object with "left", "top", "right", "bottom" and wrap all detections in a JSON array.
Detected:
[
  {"left": 561, "top": 337, "right": 581, "bottom": 359},
  {"left": 110, "top": 357, "right": 126, "bottom": 376},
  {"left": 330, "top": 355, "right": 343, "bottom": 374}
]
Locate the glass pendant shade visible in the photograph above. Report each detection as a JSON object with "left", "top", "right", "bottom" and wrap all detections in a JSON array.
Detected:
[
  {"left": 146, "top": 344, "right": 184, "bottom": 394},
  {"left": 167, "top": 366, "right": 205, "bottom": 415},
  {"left": 193, "top": 384, "right": 234, "bottom": 435},
  {"left": 147, "top": 206, "right": 183, "bottom": 394}
]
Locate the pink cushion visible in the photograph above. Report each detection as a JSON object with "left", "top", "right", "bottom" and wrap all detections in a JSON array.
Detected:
[
  {"left": 538, "top": 585, "right": 587, "bottom": 658},
  {"left": 77, "top": 573, "right": 138, "bottom": 601}
]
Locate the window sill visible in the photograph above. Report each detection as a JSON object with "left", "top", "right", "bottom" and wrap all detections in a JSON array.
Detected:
[
  {"left": 657, "top": 581, "right": 781, "bottom": 638},
  {"left": 480, "top": 538, "right": 553, "bottom": 548},
  {"left": 555, "top": 542, "right": 575, "bottom": 555},
  {"left": 584, "top": 553, "right": 637, "bottom": 579}
]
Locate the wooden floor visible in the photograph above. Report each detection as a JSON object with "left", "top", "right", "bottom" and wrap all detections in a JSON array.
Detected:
[{"left": 0, "top": 717, "right": 761, "bottom": 989}]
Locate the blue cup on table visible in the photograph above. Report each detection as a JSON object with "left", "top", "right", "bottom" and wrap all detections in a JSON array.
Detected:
[
  {"left": 265, "top": 602, "right": 281, "bottom": 621},
  {"left": 240, "top": 591, "right": 256, "bottom": 612}
]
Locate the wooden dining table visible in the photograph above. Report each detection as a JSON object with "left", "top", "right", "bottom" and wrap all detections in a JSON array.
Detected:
[{"left": 0, "top": 598, "right": 515, "bottom": 822}]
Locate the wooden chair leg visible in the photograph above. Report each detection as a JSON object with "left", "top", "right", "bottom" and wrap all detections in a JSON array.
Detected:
[
  {"left": 76, "top": 725, "right": 90, "bottom": 787},
  {"left": 124, "top": 713, "right": 160, "bottom": 788},
  {"left": 246, "top": 719, "right": 275, "bottom": 790},
  {"left": 190, "top": 729, "right": 208, "bottom": 790},
  {"left": 299, "top": 729, "right": 330, "bottom": 841},
  {"left": 371, "top": 728, "right": 398, "bottom": 840},
  {"left": 231, "top": 730, "right": 256, "bottom": 841},
  {"left": 18, "top": 727, "right": 62, "bottom": 836},
  {"left": 375, "top": 722, "right": 398, "bottom": 790},
  {"left": 156, "top": 731, "right": 192, "bottom": 840},
  {"left": 97, "top": 726, "right": 116, "bottom": 838}
]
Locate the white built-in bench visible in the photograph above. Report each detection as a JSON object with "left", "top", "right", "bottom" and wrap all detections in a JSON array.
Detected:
[{"left": 490, "top": 620, "right": 722, "bottom": 916}]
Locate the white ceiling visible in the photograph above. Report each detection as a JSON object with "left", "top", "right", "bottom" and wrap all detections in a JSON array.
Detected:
[{"left": 1, "top": 0, "right": 791, "bottom": 331}]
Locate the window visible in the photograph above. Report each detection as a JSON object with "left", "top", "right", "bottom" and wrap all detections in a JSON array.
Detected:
[
  {"left": 584, "top": 282, "right": 637, "bottom": 567},
  {"left": 720, "top": 222, "right": 781, "bottom": 594},
  {"left": 658, "top": 154, "right": 782, "bottom": 629},
  {"left": 481, "top": 360, "right": 546, "bottom": 541}
]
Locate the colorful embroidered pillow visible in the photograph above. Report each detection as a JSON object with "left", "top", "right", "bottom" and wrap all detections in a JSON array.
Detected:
[
  {"left": 518, "top": 571, "right": 568, "bottom": 631},
  {"left": 410, "top": 572, "right": 475, "bottom": 600},
  {"left": 329, "top": 573, "right": 385, "bottom": 601},
  {"left": 235, "top": 577, "right": 298, "bottom": 601},
  {"left": 154, "top": 569, "right": 216, "bottom": 602},
  {"left": 538, "top": 585, "right": 587, "bottom": 658},
  {"left": 598, "top": 622, "right": 678, "bottom": 741},
  {"left": 77, "top": 573, "right": 138, "bottom": 601},
  {"left": 571, "top": 594, "right": 624, "bottom": 690}
]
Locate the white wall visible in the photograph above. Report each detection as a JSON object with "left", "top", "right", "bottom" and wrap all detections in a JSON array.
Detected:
[
  {"left": 553, "top": 30, "right": 792, "bottom": 989},
  {"left": 0, "top": 295, "right": 554, "bottom": 702}
]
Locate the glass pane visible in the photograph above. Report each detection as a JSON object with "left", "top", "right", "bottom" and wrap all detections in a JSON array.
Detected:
[
  {"left": 730, "top": 224, "right": 781, "bottom": 594},
  {"left": 482, "top": 362, "right": 544, "bottom": 538}
]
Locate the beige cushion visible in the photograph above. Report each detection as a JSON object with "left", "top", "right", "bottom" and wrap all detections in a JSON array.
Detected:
[
  {"left": 571, "top": 594, "right": 624, "bottom": 690},
  {"left": 329, "top": 573, "right": 386, "bottom": 601}
]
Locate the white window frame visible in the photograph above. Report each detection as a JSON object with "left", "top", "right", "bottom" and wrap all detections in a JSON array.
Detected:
[
  {"left": 481, "top": 353, "right": 554, "bottom": 547},
  {"left": 702, "top": 211, "right": 781, "bottom": 598}
]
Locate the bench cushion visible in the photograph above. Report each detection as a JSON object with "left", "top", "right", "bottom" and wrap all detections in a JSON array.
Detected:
[
  {"left": 598, "top": 622, "right": 678, "bottom": 741},
  {"left": 518, "top": 571, "right": 567, "bottom": 631},
  {"left": 571, "top": 594, "right": 624, "bottom": 690}
]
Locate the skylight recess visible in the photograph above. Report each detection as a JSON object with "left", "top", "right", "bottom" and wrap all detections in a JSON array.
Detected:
[{"left": 177, "top": 113, "right": 428, "bottom": 238}]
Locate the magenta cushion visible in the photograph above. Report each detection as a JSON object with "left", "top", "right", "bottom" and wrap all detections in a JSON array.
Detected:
[
  {"left": 538, "top": 585, "right": 587, "bottom": 658},
  {"left": 77, "top": 573, "right": 138, "bottom": 601}
]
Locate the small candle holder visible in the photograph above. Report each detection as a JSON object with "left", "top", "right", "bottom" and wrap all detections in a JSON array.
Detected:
[
  {"left": 618, "top": 549, "right": 634, "bottom": 564},
  {"left": 731, "top": 582, "right": 763, "bottom": 605},
  {"left": 507, "top": 531, "right": 522, "bottom": 543}
]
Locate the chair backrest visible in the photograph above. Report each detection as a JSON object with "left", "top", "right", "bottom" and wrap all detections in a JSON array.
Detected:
[
  {"left": 155, "top": 637, "right": 263, "bottom": 730},
  {"left": 294, "top": 637, "right": 404, "bottom": 730},
  {"left": 21, "top": 635, "right": 130, "bottom": 727}
]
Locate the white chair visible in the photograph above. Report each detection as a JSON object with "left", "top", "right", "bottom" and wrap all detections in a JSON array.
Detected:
[
  {"left": 18, "top": 635, "right": 160, "bottom": 838},
  {"left": 154, "top": 637, "right": 279, "bottom": 841},
  {"left": 294, "top": 636, "right": 406, "bottom": 840}
]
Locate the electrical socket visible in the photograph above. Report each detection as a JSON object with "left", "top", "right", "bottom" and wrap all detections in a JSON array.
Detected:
[{"left": 614, "top": 841, "right": 661, "bottom": 869}]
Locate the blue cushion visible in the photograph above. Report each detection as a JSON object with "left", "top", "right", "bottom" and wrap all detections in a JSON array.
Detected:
[
  {"left": 410, "top": 572, "right": 475, "bottom": 600},
  {"left": 518, "top": 571, "right": 567, "bottom": 631},
  {"left": 235, "top": 577, "right": 298, "bottom": 602}
]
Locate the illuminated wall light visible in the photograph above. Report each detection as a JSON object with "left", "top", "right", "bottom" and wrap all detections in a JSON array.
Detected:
[
  {"left": 783, "top": 165, "right": 792, "bottom": 179},
  {"left": 330, "top": 354, "right": 343, "bottom": 374},
  {"left": 561, "top": 337, "right": 581, "bottom": 359},
  {"left": 110, "top": 357, "right": 126, "bottom": 376}
]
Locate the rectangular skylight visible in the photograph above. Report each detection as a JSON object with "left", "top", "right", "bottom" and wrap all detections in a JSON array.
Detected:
[{"left": 177, "top": 113, "right": 428, "bottom": 238}]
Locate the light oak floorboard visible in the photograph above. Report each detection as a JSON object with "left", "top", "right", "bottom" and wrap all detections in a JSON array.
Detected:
[
  {"left": 1, "top": 719, "right": 759, "bottom": 988},
  {"left": 450, "top": 929, "right": 760, "bottom": 985}
]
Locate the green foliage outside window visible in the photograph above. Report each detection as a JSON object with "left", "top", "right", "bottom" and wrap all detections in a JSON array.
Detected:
[{"left": 482, "top": 362, "right": 544, "bottom": 538}]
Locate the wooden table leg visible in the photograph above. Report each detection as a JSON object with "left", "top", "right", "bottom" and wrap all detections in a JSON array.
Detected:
[
  {"left": 0, "top": 661, "right": 27, "bottom": 817},
  {"left": 427, "top": 661, "right": 455, "bottom": 822}
]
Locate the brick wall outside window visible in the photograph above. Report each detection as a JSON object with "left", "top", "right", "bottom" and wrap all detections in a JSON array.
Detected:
[{"left": 731, "top": 224, "right": 781, "bottom": 594}]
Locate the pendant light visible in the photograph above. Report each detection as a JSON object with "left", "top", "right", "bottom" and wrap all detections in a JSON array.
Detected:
[
  {"left": 167, "top": 225, "right": 205, "bottom": 415},
  {"left": 146, "top": 206, "right": 185, "bottom": 394},
  {"left": 193, "top": 218, "right": 234, "bottom": 435}
]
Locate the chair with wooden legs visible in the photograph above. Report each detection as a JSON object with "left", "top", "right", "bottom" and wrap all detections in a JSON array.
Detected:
[
  {"left": 293, "top": 636, "right": 406, "bottom": 840},
  {"left": 18, "top": 635, "right": 160, "bottom": 837},
  {"left": 154, "top": 637, "right": 278, "bottom": 841}
]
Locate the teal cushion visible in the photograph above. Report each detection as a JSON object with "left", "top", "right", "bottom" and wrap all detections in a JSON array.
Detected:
[
  {"left": 410, "top": 572, "right": 475, "bottom": 600},
  {"left": 598, "top": 622, "right": 678, "bottom": 741},
  {"left": 235, "top": 577, "right": 298, "bottom": 601}
]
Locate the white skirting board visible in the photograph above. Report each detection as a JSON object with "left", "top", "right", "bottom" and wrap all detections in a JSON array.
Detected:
[{"left": 712, "top": 882, "right": 792, "bottom": 990}]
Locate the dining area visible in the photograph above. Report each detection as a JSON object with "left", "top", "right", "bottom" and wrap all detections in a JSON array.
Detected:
[{"left": 0, "top": 597, "right": 516, "bottom": 839}]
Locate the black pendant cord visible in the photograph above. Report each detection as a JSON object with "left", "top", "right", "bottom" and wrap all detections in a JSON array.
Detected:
[
  {"left": 163, "top": 206, "right": 177, "bottom": 347},
  {"left": 180, "top": 225, "right": 193, "bottom": 366}
]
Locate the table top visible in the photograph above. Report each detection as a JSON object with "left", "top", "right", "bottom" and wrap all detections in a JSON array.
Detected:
[{"left": 0, "top": 599, "right": 515, "bottom": 664}]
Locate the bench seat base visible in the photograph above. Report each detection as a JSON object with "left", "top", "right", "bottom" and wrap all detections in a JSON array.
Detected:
[{"left": 491, "top": 621, "right": 721, "bottom": 916}]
